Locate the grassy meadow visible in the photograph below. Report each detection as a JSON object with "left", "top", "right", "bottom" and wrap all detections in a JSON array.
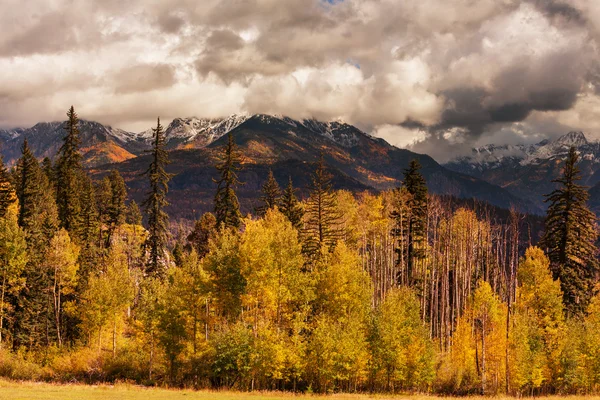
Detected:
[{"left": 0, "top": 380, "right": 598, "bottom": 400}]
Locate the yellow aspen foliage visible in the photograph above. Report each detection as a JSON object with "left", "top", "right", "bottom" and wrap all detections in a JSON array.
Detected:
[
  {"left": 439, "top": 280, "right": 506, "bottom": 394},
  {"left": 239, "top": 208, "right": 309, "bottom": 330},
  {"left": 0, "top": 203, "right": 27, "bottom": 346},
  {"left": 370, "top": 287, "right": 436, "bottom": 392},
  {"left": 509, "top": 246, "right": 565, "bottom": 393}
]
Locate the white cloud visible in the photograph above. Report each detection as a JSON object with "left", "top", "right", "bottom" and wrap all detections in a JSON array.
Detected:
[{"left": 0, "top": 0, "right": 597, "bottom": 159}]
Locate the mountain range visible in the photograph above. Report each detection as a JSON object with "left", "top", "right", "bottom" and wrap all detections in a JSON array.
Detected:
[
  {"left": 0, "top": 114, "right": 549, "bottom": 219},
  {"left": 444, "top": 131, "right": 600, "bottom": 212}
]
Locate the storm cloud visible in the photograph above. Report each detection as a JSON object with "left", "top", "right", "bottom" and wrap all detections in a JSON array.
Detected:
[{"left": 0, "top": 0, "right": 598, "bottom": 160}]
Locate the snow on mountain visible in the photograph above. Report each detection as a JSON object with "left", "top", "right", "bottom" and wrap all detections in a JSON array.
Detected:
[
  {"left": 447, "top": 131, "right": 600, "bottom": 173},
  {"left": 300, "top": 119, "right": 365, "bottom": 148}
]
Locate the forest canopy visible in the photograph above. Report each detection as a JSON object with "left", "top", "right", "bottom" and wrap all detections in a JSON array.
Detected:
[{"left": 0, "top": 107, "right": 599, "bottom": 396}]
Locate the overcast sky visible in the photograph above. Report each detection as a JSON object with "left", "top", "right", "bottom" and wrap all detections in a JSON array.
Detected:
[{"left": 1, "top": 0, "right": 599, "bottom": 161}]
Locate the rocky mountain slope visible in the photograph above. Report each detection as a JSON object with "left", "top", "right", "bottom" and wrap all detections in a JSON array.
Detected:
[{"left": 91, "top": 114, "right": 538, "bottom": 218}]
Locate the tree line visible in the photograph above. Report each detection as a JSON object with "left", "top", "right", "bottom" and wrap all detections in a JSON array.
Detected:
[{"left": 0, "top": 107, "right": 599, "bottom": 395}]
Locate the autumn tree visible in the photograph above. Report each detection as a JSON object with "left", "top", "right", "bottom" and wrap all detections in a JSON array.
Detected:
[
  {"left": 203, "top": 228, "right": 245, "bottom": 320},
  {"left": 214, "top": 132, "right": 243, "bottom": 229},
  {"left": 80, "top": 236, "right": 134, "bottom": 355},
  {"left": 370, "top": 287, "right": 435, "bottom": 391},
  {"left": 540, "top": 147, "right": 598, "bottom": 316},
  {"left": 0, "top": 204, "right": 27, "bottom": 346},
  {"left": 239, "top": 209, "right": 308, "bottom": 331},
  {"left": 46, "top": 229, "right": 79, "bottom": 347},
  {"left": 509, "top": 247, "right": 565, "bottom": 394},
  {"left": 142, "top": 118, "right": 172, "bottom": 277},
  {"left": 307, "top": 243, "right": 371, "bottom": 392}
]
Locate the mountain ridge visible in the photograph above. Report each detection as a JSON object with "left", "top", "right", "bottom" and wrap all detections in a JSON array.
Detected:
[
  {"left": 445, "top": 131, "right": 600, "bottom": 210},
  {"left": 1, "top": 114, "right": 539, "bottom": 216}
]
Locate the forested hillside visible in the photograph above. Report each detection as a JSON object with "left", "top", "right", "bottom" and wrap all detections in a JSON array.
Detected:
[{"left": 0, "top": 108, "right": 599, "bottom": 395}]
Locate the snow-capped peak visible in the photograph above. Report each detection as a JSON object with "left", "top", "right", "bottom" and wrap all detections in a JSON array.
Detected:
[
  {"left": 554, "top": 131, "right": 588, "bottom": 147},
  {"left": 446, "top": 130, "right": 599, "bottom": 173}
]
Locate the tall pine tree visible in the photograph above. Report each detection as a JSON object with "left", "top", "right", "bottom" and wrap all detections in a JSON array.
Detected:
[
  {"left": 214, "top": 132, "right": 243, "bottom": 229},
  {"left": 256, "top": 169, "right": 281, "bottom": 217},
  {"left": 55, "top": 106, "right": 83, "bottom": 234},
  {"left": 105, "top": 170, "right": 128, "bottom": 246},
  {"left": 539, "top": 147, "right": 598, "bottom": 316},
  {"left": 13, "top": 139, "right": 60, "bottom": 349},
  {"left": 0, "top": 155, "right": 15, "bottom": 217},
  {"left": 393, "top": 159, "right": 428, "bottom": 286},
  {"left": 142, "top": 118, "right": 172, "bottom": 277},
  {"left": 16, "top": 139, "right": 43, "bottom": 230},
  {"left": 280, "top": 176, "right": 304, "bottom": 230},
  {"left": 302, "top": 154, "right": 342, "bottom": 261}
]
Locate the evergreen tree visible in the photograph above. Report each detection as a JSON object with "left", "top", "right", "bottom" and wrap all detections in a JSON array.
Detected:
[
  {"left": 280, "top": 176, "right": 304, "bottom": 230},
  {"left": 187, "top": 212, "right": 217, "bottom": 258},
  {"left": 106, "top": 170, "right": 128, "bottom": 246},
  {"left": 41, "top": 157, "right": 55, "bottom": 188},
  {"left": 55, "top": 106, "right": 83, "bottom": 233},
  {"left": 256, "top": 170, "right": 281, "bottom": 217},
  {"left": 78, "top": 176, "right": 100, "bottom": 283},
  {"left": 13, "top": 139, "right": 60, "bottom": 349},
  {"left": 214, "top": 132, "right": 243, "bottom": 229},
  {"left": 0, "top": 155, "right": 15, "bottom": 218},
  {"left": 16, "top": 139, "right": 43, "bottom": 230},
  {"left": 126, "top": 200, "right": 142, "bottom": 226},
  {"left": 539, "top": 147, "right": 598, "bottom": 316},
  {"left": 392, "top": 159, "right": 428, "bottom": 286},
  {"left": 302, "top": 154, "right": 341, "bottom": 261},
  {"left": 142, "top": 118, "right": 172, "bottom": 277}
]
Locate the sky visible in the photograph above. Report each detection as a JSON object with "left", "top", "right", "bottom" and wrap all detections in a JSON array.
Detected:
[{"left": 0, "top": 0, "right": 599, "bottom": 162}]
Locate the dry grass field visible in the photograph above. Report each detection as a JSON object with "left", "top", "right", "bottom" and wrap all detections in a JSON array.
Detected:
[{"left": 1, "top": 380, "right": 600, "bottom": 400}]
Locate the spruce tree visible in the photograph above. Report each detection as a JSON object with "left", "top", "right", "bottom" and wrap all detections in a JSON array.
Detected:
[
  {"left": 539, "top": 147, "right": 598, "bottom": 316},
  {"left": 394, "top": 159, "right": 428, "bottom": 286},
  {"left": 214, "top": 132, "right": 243, "bottom": 229},
  {"left": 106, "top": 170, "right": 127, "bottom": 246},
  {"left": 0, "top": 155, "right": 15, "bottom": 217},
  {"left": 280, "top": 176, "right": 303, "bottom": 230},
  {"left": 126, "top": 200, "right": 142, "bottom": 225},
  {"left": 16, "top": 139, "right": 43, "bottom": 230},
  {"left": 55, "top": 106, "right": 83, "bottom": 233},
  {"left": 187, "top": 212, "right": 217, "bottom": 258},
  {"left": 41, "top": 157, "right": 55, "bottom": 188},
  {"left": 78, "top": 176, "right": 100, "bottom": 283},
  {"left": 142, "top": 118, "right": 172, "bottom": 277},
  {"left": 13, "top": 140, "right": 60, "bottom": 348},
  {"left": 302, "top": 154, "right": 342, "bottom": 261},
  {"left": 256, "top": 169, "right": 281, "bottom": 217}
]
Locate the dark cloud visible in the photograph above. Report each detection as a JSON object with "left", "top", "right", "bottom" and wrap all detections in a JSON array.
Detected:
[
  {"left": 157, "top": 12, "right": 187, "bottom": 34},
  {"left": 528, "top": 0, "right": 585, "bottom": 24}
]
